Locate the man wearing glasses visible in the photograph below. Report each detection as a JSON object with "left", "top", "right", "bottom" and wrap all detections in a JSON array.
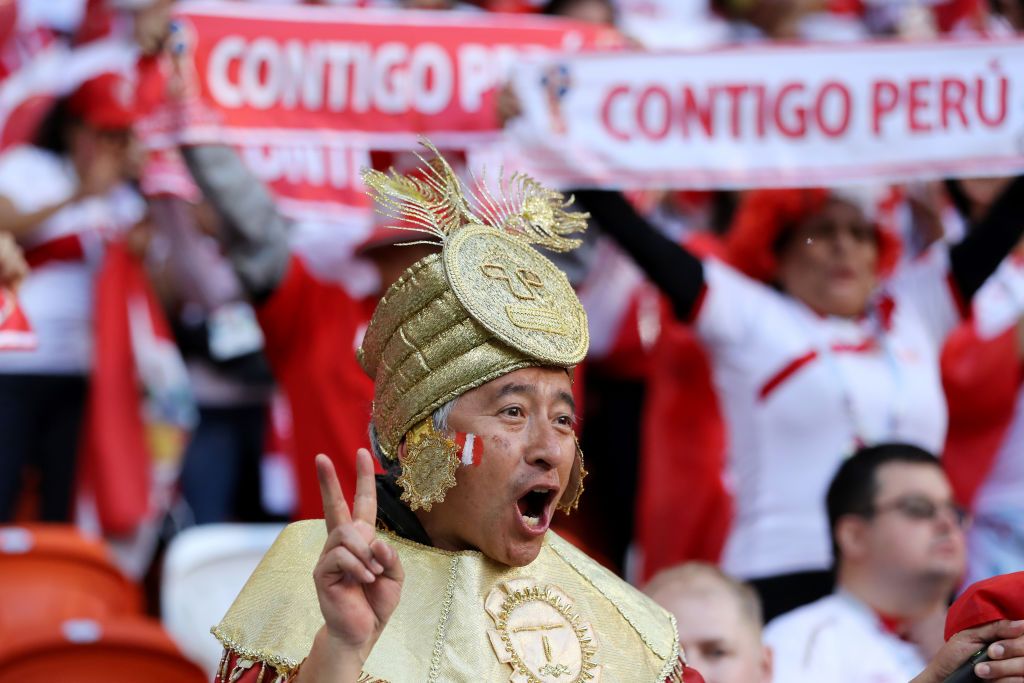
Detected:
[{"left": 764, "top": 443, "right": 969, "bottom": 683}]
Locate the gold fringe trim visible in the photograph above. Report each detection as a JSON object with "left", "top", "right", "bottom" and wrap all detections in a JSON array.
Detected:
[
  {"left": 657, "top": 615, "right": 683, "bottom": 683},
  {"left": 215, "top": 641, "right": 382, "bottom": 683},
  {"left": 229, "top": 658, "right": 256, "bottom": 682},
  {"left": 665, "top": 654, "right": 687, "bottom": 683},
  {"left": 212, "top": 626, "right": 300, "bottom": 675},
  {"left": 217, "top": 649, "right": 230, "bottom": 682}
]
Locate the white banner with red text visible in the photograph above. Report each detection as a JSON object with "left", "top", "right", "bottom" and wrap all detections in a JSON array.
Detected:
[{"left": 500, "top": 39, "right": 1024, "bottom": 188}]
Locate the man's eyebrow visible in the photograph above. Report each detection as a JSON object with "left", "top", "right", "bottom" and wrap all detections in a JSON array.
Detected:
[
  {"left": 490, "top": 383, "right": 575, "bottom": 413},
  {"left": 493, "top": 383, "right": 535, "bottom": 401}
]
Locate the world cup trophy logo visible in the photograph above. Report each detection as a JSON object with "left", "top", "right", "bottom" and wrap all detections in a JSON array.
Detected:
[{"left": 540, "top": 64, "right": 572, "bottom": 137}]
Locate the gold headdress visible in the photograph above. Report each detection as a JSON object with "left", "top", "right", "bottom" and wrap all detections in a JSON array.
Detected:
[{"left": 358, "top": 140, "right": 589, "bottom": 511}]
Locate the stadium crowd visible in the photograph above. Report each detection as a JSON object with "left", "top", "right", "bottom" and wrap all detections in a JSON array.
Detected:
[{"left": 1, "top": 0, "right": 1024, "bottom": 680}]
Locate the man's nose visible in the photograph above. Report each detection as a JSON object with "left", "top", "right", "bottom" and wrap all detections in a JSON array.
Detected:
[
  {"left": 524, "top": 420, "right": 567, "bottom": 468},
  {"left": 935, "top": 504, "right": 965, "bottom": 531}
]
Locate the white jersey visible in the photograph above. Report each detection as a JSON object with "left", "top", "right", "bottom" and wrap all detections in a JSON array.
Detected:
[
  {"left": 950, "top": 257, "right": 1024, "bottom": 586},
  {"left": 974, "top": 387, "right": 1024, "bottom": 513},
  {"left": 964, "top": 380, "right": 1024, "bottom": 586},
  {"left": 696, "top": 251, "right": 959, "bottom": 579},
  {"left": 0, "top": 145, "right": 144, "bottom": 374},
  {"left": 967, "top": 256, "right": 1024, "bottom": 515},
  {"left": 764, "top": 593, "right": 929, "bottom": 683}
]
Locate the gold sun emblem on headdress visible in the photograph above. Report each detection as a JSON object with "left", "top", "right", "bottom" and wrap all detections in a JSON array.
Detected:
[{"left": 361, "top": 139, "right": 589, "bottom": 367}]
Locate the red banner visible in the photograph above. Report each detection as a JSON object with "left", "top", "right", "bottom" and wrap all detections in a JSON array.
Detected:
[{"left": 170, "top": 2, "right": 617, "bottom": 148}]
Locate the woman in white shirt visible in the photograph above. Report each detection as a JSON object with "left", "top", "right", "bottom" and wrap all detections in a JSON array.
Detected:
[
  {"left": 0, "top": 73, "right": 144, "bottom": 522},
  {"left": 575, "top": 180, "right": 1024, "bottom": 620}
]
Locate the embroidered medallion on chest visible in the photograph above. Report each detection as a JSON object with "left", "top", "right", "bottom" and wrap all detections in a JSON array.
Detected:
[{"left": 485, "top": 578, "right": 600, "bottom": 682}]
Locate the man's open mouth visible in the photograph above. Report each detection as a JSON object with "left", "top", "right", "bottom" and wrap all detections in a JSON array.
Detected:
[{"left": 516, "top": 487, "right": 557, "bottom": 532}]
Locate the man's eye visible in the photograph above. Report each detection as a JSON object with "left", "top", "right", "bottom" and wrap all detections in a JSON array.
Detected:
[
  {"left": 502, "top": 406, "right": 522, "bottom": 417},
  {"left": 556, "top": 415, "right": 573, "bottom": 426}
]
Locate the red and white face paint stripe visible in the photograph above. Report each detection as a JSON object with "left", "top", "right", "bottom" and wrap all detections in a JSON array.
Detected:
[{"left": 454, "top": 432, "right": 483, "bottom": 466}]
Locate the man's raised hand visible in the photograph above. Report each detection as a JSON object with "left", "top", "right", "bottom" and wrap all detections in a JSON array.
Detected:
[{"left": 302, "top": 450, "right": 403, "bottom": 681}]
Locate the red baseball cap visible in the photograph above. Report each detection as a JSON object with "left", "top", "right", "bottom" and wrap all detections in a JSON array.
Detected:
[
  {"left": 66, "top": 72, "right": 136, "bottom": 131},
  {"left": 945, "top": 572, "right": 1024, "bottom": 641}
]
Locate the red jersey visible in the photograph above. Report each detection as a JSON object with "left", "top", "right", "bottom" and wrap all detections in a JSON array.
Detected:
[{"left": 257, "top": 255, "right": 377, "bottom": 520}]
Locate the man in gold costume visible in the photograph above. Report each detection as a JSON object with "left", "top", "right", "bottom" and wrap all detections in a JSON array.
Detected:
[
  {"left": 206, "top": 144, "right": 1024, "bottom": 683},
  {"left": 209, "top": 143, "right": 702, "bottom": 683}
]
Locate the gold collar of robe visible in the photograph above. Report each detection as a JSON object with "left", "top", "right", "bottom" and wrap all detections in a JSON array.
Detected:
[{"left": 213, "top": 521, "right": 682, "bottom": 682}]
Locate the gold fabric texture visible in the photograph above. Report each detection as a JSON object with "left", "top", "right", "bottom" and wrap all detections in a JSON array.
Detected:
[
  {"left": 443, "top": 225, "right": 588, "bottom": 365},
  {"left": 355, "top": 140, "right": 590, "bottom": 510},
  {"left": 213, "top": 521, "right": 681, "bottom": 682}
]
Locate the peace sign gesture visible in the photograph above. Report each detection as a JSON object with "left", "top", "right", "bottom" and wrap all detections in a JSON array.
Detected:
[{"left": 297, "top": 450, "right": 404, "bottom": 683}]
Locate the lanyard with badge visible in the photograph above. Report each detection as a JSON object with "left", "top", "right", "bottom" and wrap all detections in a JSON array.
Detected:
[{"left": 802, "top": 298, "right": 906, "bottom": 453}]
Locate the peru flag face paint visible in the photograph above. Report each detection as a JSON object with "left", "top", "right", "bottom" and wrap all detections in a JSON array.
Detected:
[{"left": 454, "top": 431, "right": 483, "bottom": 466}]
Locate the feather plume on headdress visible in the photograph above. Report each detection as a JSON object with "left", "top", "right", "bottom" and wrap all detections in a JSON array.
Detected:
[{"left": 361, "top": 138, "right": 588, "bottom": 253}]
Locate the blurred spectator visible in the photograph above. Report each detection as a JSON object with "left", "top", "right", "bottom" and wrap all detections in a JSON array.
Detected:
[
  {"left": 646, "top": 561, "right": 773, "bottom": 683},
  {"left": 711, "top": 0, "right": 867, "bottom": 42},
  {"left": 149, "top": 195, "right": 277, "bottom": 524},
  {"left": 0, "top": 233, "right": 29, "bottom": 293},
  {"left": 541, "top": 0, "right": 615, "bottom": 23},
  {"left": 610, "top": 0, "right": 729, "bottom": 48},
  {"left": 372, "top": 0, "right": 483, "bottom": 9},
  {"left": 575, "top": 177, "right": 1024, "bottom": 619},
  {"left": 954, "top": 303, "right": 1024, "bottom": 587},
  {"left": 121, "top": 0, "right": 174, "bottom": 56},
  {"left": 178, "top": 144, "right": 437, "bottom": 521},
  {"left": 991, "top": 0, "right": 1024, "bottom": 30},
  {"left": 935, "top": 179, "right": 1024, "bottom": 587},
  {"left": 765, "top": 443, "right": 966, "bottom": 682},
  {"left": 962, "top": 370, "right": 1024, "bottom": 587},
  {"left": 0, "top": 73, "right": 145, "bottom": 522},
  {"left": 75, "top": 0, "right": 174, "bottom": 54}
]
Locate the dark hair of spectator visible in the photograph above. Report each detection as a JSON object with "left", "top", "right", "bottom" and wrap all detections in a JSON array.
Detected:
[
  {"left": 542, "top": 0, "right": 615, "bottom": 18},
  {"left": 709, "top": 190, "right": 740, "bottom": 237},
  {"left": 826, "top": 443, "right": 940, "bottom": 564},
  {"left": 33, "top": 100, "right": 72, "bottom": 155}
]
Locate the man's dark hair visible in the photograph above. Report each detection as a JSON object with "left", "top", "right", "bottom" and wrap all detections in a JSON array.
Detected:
[{"left": 826, "top": 443, "right": 941, "bottom": 564}]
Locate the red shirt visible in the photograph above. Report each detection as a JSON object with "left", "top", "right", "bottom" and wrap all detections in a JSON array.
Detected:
[{"left": 257, "top": 255, "right": 377, "bottom": 520}]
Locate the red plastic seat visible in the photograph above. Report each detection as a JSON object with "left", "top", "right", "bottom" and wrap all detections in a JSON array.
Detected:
[
  {"left": 0, "top": 524, "right": 141, "bottom": 632},
  {"left": 0, "top": 615, "right": 208, "bottom": 682}
]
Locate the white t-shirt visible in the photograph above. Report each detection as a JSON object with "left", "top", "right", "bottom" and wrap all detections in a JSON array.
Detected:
[
  {"left": 764, "top": 592, "right": 929, "bottom": 683},
  {"left": 973, "top": 381, "right": 1024, "bottom": 514},
  {"left": 0, "top": 145, "right": 145, "bottom": 374},
  {"left": 966, "top": 257, "right": 1024, "bottom": 515},
  {"left": 696, "top": 251, "right": 959, "bottom": 579}
]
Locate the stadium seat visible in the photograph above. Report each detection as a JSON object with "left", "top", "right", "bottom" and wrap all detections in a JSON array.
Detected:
[
  {"left": 0, "top": 524, "right": 141, "bottom": 632},
  {"left": 161, "top": 523, "right": 287, "bottom": 676},
  {"left": 0, "top": 615, "right": 207, "bottom": 682}
]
